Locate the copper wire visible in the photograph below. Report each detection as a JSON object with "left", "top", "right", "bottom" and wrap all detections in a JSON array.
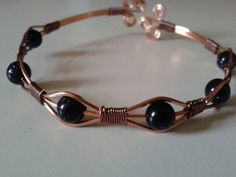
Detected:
[
  {"left": 100, "top": 106, "right": 128, "bottom": 125},
  {"left": 14, "top": 1, "right": 234, "bottom": 133},
  {"left": 186, "top": 98, "right": 207, "bottom": 118}
]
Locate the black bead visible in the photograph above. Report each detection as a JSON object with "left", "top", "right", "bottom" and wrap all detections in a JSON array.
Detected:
[
  {"left": 57, "top": 96, "right": 87, "bottom": 124},
  {"left": 217, "top": 51, "right": 236, "bottom": 70},
  {"left": 145, "top": 100, "right": 176, "bottom": 131},
  {"left": 6, "top": 61, "right": 31, "bottom": 85},
  {"left": 24, "top": 30, "right": 42, "bottom": 48},
  {"left": 205, "top": 78, "right": 231, "bottom": 104}
]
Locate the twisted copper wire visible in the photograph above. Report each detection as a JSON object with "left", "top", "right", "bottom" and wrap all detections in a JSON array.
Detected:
[
  {"left": 100, "top": 106, "right": 128, "bottom": 125},
  {"left": 43, "top": 22, "right": 60, "bottom": 34},
  {"left": 186, "top": 98, "right": 207, "bottom": 118}
]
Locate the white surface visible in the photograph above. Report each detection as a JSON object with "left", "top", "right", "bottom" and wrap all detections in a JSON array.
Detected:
[{"left": 0, "top": 0, "right": 236, "bottom": 177}]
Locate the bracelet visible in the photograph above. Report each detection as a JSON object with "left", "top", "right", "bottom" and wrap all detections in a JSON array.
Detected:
[{"left": 6, "top": 0, "right": 235, "bottom": 133}]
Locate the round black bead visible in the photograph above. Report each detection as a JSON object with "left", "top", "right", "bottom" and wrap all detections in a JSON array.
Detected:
[
  {"left": 6, "top": 61, "right": 31, "bottom": 85},
  {"left": 217, "top": 51, "right": 236, "bottom": 70},
  {"left": 205, "top": 78, "right": 231, "bottom": 104},
  {"left": 57, "top": 96, "right": 87, "bottom": 124},
  {"left": 145, "top": 100, "right": 176, "bottom": 131},
  {"left": 24, "top": 30, "right": 42, "bottom": 48}
]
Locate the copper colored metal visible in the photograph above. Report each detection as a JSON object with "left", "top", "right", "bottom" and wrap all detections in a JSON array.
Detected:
[
  {"left": 205, "top": 39, "right": 221, "bottom": 55},
  {"left": 14, "top": 1, "right": 234, "bottom": 133},
  {"left": 186, "top": 98, "right": 207, "bottom": 118},
  {"left": 100, "top": 106, "right": 128, "bottom": 125},
  {"left": 43, "top": 21, "right": 60, "bottom": 34},
  {"left": 29, "top": 82, "right": 46, "bottom": 105}
]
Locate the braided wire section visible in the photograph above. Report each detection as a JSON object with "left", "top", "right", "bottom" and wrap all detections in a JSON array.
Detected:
[
  {"left": 186, "top": 98, "right": 207, "bottom": 119},
  {"left": 100, "top": 106, "right": 128, "bottom": 125}
]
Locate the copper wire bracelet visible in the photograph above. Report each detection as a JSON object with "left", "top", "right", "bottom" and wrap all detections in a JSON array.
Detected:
[{"left": 6, "top": 1, "right": 235, "bottom": 133}]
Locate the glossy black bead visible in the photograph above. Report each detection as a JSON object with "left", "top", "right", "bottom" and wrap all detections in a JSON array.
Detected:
[
  {"left": 57, "top": 96, "right": 87, "bottom": 124},
  {"left": 24, "top": 30, "right": 42, "bottom": 48},
  {"left": 145, "top": 100, "right": 176, "bottom": 131},
  {"left": 205, "top": 78, "right": 231, "bottom": 104},
  {"left": 217, "top": 51, "right": 236, "bottom": 70},
  {"left": 6, "top": 61, "right": 31, "bottom": 85}
]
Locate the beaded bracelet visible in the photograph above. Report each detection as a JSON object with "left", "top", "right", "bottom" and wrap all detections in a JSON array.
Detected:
[{"left": 7, "top": 1, "right": 235, "bottom": 133}]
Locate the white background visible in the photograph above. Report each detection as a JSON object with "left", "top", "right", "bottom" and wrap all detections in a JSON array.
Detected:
[{"left": 0, "top": 0, "right": 236, "bottom": 177}]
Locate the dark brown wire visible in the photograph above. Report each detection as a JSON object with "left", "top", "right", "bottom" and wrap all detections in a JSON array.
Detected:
[{"left": 186, "top": 98, "right": 207, "bottom": 119}]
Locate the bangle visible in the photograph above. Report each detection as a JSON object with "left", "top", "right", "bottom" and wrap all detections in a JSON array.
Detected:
[{"left": 6, "top": 0, "right": 235, "bottom": 133}]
